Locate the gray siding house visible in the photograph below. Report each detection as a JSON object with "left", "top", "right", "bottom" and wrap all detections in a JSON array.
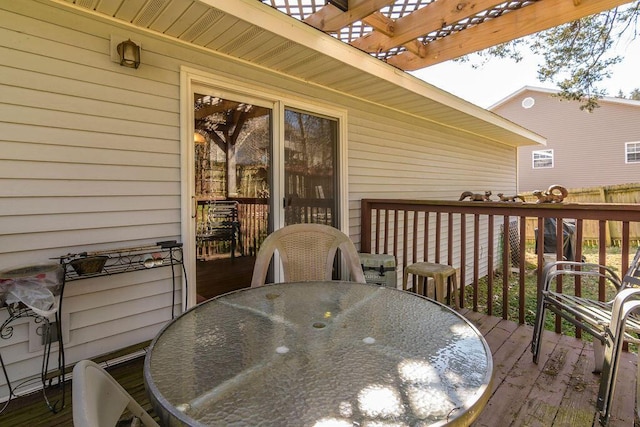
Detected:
[
  {"left": 0, "top": 0, "right": 543, "bottom": 401},
  {"left": 490, "top": 87, "right": 640, "bottom": 192}
]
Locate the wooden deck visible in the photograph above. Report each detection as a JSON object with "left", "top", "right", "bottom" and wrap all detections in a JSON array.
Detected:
[
  {"left": 0, "top": 310, "right": 636, "bottom": 426},
  {"left": 460, "top": 308, "right": 636, "bottom": 427}
]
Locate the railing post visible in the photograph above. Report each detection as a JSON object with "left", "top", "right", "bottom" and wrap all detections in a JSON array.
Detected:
[
  {"left": 487, "top": 215, "right": 494, "bottom": 316},
  {"left": 360, "top": 199, "right": 372, "bottom": 253},
  {"left": 518, "top": 217, "right": 527, "bottom": 324},
  {"left": 502, "top": 215, "right": 510, "bottom": 320},
  {"left": 460, "top": 213, "right": 466, "bottom": 309}
]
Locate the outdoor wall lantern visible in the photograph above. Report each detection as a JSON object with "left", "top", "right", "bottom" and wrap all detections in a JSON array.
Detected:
[{"left": 117, "top": 39, "right": 141, "bottom": 69}]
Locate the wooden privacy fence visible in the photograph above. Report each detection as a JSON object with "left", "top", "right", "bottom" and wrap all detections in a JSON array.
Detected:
[
  {"left": 360, "top": 199, "right": 640, "bottom": 325},
  {"left": 521, "top": 183, "right": 640, "bottom": 246}
]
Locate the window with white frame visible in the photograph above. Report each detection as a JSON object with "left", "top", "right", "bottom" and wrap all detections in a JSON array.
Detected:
[
  {"left": 626, "top": 142, "right": 640, "bottom": 163},
  {"left": 532, "top": 149, "right": 553, "bottom": 169}
]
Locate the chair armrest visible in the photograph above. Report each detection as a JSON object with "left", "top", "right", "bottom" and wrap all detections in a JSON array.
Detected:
[
  {"left": 610, "top": 287, "right": 640, "bottom": 325},
  {"left": 542, "top": 261, "right": 622, "bottom": 293}
]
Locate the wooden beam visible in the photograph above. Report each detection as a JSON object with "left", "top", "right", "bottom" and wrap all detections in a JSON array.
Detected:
[
  {"left": 304, "top": 0, "right": 395, "bottom": 32},
  {"left": 195, "top": 102, "right": 265, "bottom": 121},
  {"left": 402, "top": 39, "right": 428, "bottom": 57},
  {"left": 351, "top": 0, "right": 507, "bottom": 53},
  {"left": 328, "top": 0, "right": 349, "bottom": 12},
  {"left": 195, "top": 99, "right": 239, "bottom": 120},
  {"left": 388, "top": 0, "right": 634, "bottom": 70},
  {"left": 361, "top": 11, "right": 394, "bottom": 36},
  {"left": 360, "top": 12, "right": 432, "bottom": 57}
]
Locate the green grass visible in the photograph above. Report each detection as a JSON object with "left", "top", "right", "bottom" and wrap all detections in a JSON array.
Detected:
[{"left": 462, "top": 244, "right": 636, "bottom": 339}]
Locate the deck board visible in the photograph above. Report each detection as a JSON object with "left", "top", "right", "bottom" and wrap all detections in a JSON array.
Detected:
[
  {"left": 555, "top": 344, "right": 600, "bottom": 427},
  {"left": 517, "top": 335, "right": 588, "bottom": 426},
  {"left": 0, "top": 312, "right": 636, "bottom": 426},
  {"left": 608, "top": 342, "right": 637, "bottom": 426}
]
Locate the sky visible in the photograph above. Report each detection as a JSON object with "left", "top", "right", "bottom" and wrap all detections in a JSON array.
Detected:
[{"left": 411, "top": 36, "right": 640, "bottom": 109}]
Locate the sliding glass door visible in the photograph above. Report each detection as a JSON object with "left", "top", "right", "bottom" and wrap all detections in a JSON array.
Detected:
[
  {"left": 187, "top": 83, "right": 343, "bottom": 303},
  {"left": 193, "top": 92, "right": 272, "bottom": 301},
  {"left": 283, "top": 109, "right": 338, "bottom": 227}
]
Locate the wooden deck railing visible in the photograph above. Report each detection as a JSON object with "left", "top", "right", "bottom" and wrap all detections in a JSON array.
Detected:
[
  {"left": 235, "top": 197, "right": 333, "bottom": 257},
  {"left": 237, "top": 198, "right": 269, "bottom": 256},
  {"left": 360, "top": 199, "right": 640, "bottom": 327}
]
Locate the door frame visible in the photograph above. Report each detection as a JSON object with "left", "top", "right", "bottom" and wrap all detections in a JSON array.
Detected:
[{"left": 180, "top": 66, "right": 349, "bottom": 309}]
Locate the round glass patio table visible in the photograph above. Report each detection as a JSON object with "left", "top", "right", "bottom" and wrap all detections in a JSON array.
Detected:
[{"left": 144, "top": 281, "right": 493, "bottom": 427}]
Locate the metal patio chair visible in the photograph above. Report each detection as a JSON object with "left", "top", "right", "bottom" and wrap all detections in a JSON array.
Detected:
[
  {"left": 531, "top": 248, "right": 640, "bottom": 425},
  {"left": 250, "top": 223, "right": 366, "bottom": 286},
  {"left": 597, "top": 295, "right": 640, "bottom": 425},
  {"left": 196, "top": 200, "right": 241, "bottom": 259}
]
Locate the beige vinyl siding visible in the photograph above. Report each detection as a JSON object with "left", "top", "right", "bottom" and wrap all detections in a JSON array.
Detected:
[
  {"left": 492, "top": 89, "right": 640, "bottom": 192},
  {"left": 1, "top": 0, "right": 519, "bottom": 397},
  {"left": 346, "top": 105, "right": 516, "bottom": 200},
  {"left": 346, "top": 106, "right": 515, "bottom": 280},
  {"left": 0, "top": 1, "right": 184, "bottom": 396}
]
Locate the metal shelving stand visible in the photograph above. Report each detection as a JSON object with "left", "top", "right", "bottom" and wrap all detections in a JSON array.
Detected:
[
  {"left": 0, "top": 302, "right": 64, "bottom": 414},
  {"left": 0, "top": 240, "right": 185, "bottom": 415}
]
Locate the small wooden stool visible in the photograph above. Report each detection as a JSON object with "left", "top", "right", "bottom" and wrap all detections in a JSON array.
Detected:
[{"left": 403, "top": 262, "right": 458, "bottom": 307}]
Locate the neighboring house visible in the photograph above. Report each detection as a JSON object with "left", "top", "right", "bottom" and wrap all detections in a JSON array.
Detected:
[
  {"left": 0, "top": 0, "right": 542, "bottom": 400},
  {"left": 490, "top": 86, "right": 640, "bottom": 192}
]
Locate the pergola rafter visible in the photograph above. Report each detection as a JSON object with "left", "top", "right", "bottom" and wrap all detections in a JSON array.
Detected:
[{"left": 261, "top": 0, "right": 633, "bottom": 70}]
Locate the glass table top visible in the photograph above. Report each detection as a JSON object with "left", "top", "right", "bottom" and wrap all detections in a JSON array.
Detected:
[{"left": 144, "top": 281, "right": 492, "bottom": 426}]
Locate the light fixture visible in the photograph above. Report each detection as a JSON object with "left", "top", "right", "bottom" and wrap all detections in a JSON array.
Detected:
[
  {"left": 327, "top": 0, "right": 348, "bottom": 12},
  {"left": 117, "top": 39, "right": 140, "bottom": 69},
  {"left": 194, "top": 132, "right": 206, "bottom": 144}
]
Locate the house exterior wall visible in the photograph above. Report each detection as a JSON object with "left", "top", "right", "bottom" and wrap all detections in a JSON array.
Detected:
[
  {"left": 0, "top": 1, "right": 517, "bottom": 398},
  {"left": 346, "top": 105, "right": 516, "bottom": 239},
  {"left": 0, "top": 1, "right": 185, "bottom": 395},
  {"left": 491, "top": 88, "right": 640, "bottom": 192}
]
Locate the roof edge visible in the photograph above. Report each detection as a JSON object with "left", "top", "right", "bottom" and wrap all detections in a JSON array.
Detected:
[
  {"left": 206, "top": 0, "right": 545, "bottom": 147},
  {"left": 489, "top": 86, "right": 640, "bottom": 110}
]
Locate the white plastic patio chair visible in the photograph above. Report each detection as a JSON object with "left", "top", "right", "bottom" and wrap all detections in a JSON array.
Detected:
[
  {"left": 72, "top": 359, "right": 159, "bottom": 427},
  {"left": 251, "top": 223, "right": 366, "bottom": 286}
]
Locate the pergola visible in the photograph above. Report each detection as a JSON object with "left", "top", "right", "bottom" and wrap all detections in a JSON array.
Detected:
[{"left": 261, "top": 0, "right": 632, "bottom": 70}]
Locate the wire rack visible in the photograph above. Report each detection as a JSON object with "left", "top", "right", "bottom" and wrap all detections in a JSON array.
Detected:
[{"left": 54, "top": 241, "right": 184, "bottom": 282}]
